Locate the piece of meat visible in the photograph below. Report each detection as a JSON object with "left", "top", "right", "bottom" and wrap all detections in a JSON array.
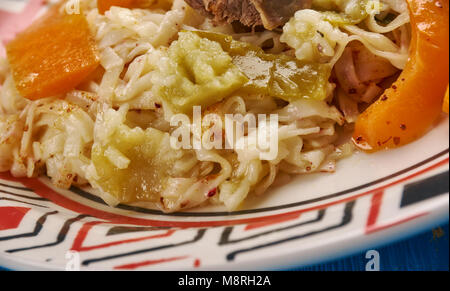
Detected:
[
  {"left": 185, "top": 0, "right": 312, "bottom": 30},
  {"left": 251, "top": 0, "right": 312, "bottom": 29}
]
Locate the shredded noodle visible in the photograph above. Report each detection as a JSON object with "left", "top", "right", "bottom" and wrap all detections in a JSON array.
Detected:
[{"left": 0, "top": 0, "right": 411, "bottom": 212}]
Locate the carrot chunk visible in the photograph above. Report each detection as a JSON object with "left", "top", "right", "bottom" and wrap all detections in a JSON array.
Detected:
[
  {"left": 353, "top": 0, "right": 449, "bottom": 152},
  {"left": 6, "top": 5, "right": 100, "bottom": 100}
]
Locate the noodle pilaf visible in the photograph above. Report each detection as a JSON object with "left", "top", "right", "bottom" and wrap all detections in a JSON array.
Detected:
[{"left": 0, "top": 0, "right": 448, "bottom": 212}]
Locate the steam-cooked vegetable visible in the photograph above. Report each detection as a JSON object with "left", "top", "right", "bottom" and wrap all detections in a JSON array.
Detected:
[
  {"left": 312, "top": 0, "right": 369, "bottom": 23},
  {"left": 6, "top": 4, "right": 99, "bottom": 100},
  {"left": 195, "top": 31, "right": 331, "bottom": 102},
  {"left": 280, "top": 9, "right": 349, "bottom": 62},
  {"left": 353, "top": 0, "right": 449, "bottom": 151},
  {"left": 90, "top": 106, "right": 191, "bottom": 203},
  {"left": 153, "top": 31, "right": 248, "bottom": 114}
]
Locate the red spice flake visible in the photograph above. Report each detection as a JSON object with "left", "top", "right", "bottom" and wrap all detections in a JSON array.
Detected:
[
  {"left": 207, "top": 188, "right": 217, "bottom": 197},
  {"left": 393, "top": 137, "right": 401, "bottom": 145},
  {"left": 392, "top": 85, "right": 397, "bottom": 90},
  {"left": 355, "top": 136, "right": 364, "bottom": 143},
  {"left": 381, "top": 95, "right": 388, "bottom": 101},
  {"left": 381, "top": 136, "right": 393, "bottom": 145},
  {"left": 400, "top": 124, "right": 407, "bottom": 130},
  {"left": 180, "top": 201, "right": 190, "bottom": 208},
  {"left": 155, "top": 103, "right": 162, "bottom": 108}
]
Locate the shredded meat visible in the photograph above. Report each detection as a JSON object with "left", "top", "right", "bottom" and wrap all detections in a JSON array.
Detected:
[{"left": 185, "top": 0, "right": 312, "bottom": 30}]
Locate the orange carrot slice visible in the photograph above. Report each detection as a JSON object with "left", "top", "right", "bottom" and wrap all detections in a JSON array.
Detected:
[
  {"left": 6, "top": 4, "right": 100, "bottom": 100},
  {"left": 353, "top": 0, "right": 449, "bottom": 152}
]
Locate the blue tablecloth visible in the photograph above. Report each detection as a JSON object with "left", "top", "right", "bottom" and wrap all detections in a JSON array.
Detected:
[
  {"left": 296, "top": 223, "right": 449, "bottom": 271},
  {"left": 1, "top": 224, "right": 448, "bottom": 271}
]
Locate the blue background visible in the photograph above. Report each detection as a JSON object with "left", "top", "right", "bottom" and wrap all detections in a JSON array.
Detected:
[
  {"left": 1, "top": 223, "right": 448, "bottom": 271},
  {"left": 296, "top": 223, "right": 449, "bottom": 271}
]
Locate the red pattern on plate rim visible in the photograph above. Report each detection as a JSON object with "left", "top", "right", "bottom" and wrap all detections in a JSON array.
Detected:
[
  {"left": 0, "top": 206, "right": 31, "bottom": 231},
  {"left": 0, "top": 157, "right": 447, "bottom": 228}
]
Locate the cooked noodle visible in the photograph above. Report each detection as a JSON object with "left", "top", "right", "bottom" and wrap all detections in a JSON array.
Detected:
[{"left": 0, "top": 0, "right": 411, "bottom": 212}]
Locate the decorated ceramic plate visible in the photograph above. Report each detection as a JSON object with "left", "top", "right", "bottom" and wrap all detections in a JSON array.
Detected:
[{"left": 0, "top": 0, "right": 449, "bottom": 270}]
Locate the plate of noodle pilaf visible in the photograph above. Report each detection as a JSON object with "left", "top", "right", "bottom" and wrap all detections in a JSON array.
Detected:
[{"left": 0, "top": 0, "right": 448, "bottom": 270}]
